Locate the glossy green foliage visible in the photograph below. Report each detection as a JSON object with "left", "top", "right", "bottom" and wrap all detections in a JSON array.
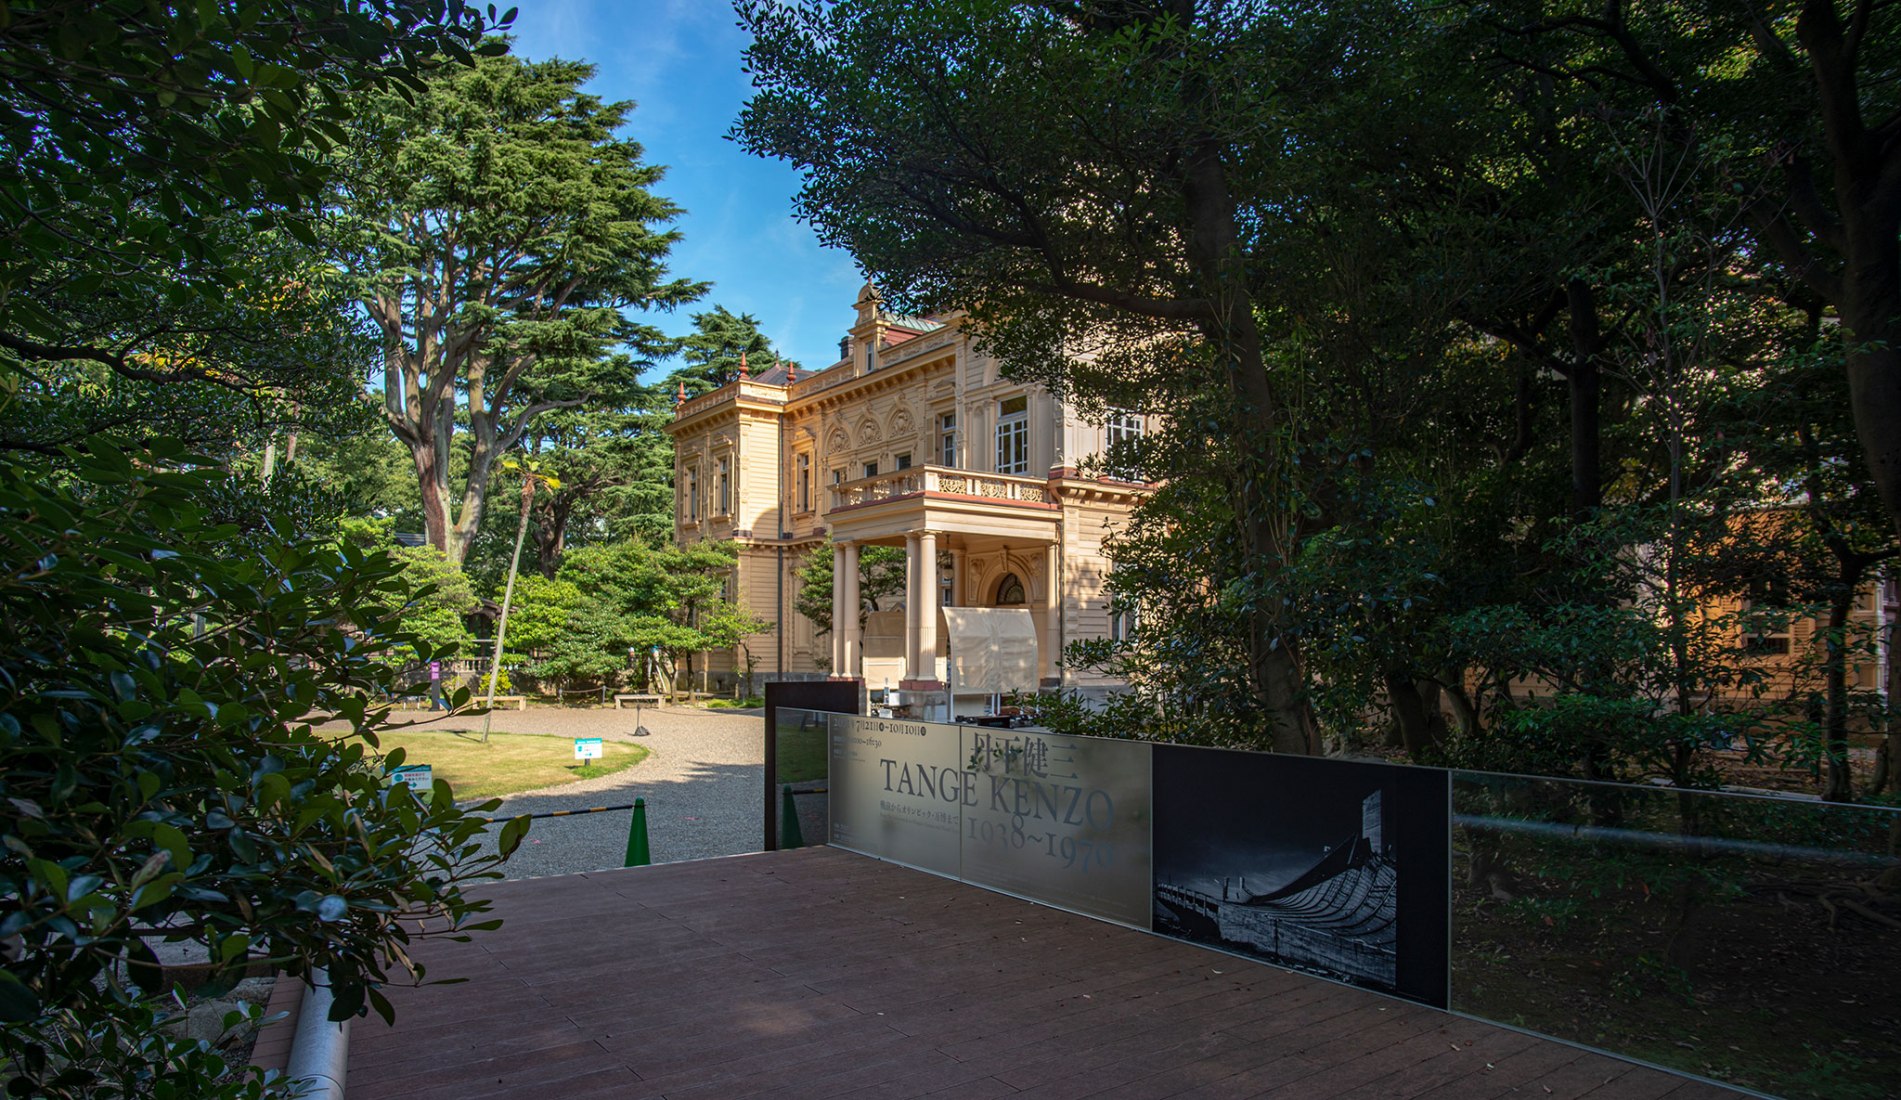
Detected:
[
  {"left": 0, "top": 0, "right": 508, "bottom": 384},
  {"left": 739, "top": 0, "right": 1897, "bottom": 785},
  {"left": 0, "top": 441, "right": 529, "bottom": 1096},
  {"left": 5, "top": 997, "right": 282, "bottom": 1100}
]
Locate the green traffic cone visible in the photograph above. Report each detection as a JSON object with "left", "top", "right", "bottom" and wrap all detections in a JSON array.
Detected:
[
  {"left": 624, "top": 797, "right": 651, "bottom": 867},
  {"left": 779, "top": 784, "right": 805, "bottom": 850}
]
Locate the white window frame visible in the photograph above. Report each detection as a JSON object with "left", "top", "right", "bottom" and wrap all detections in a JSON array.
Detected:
[
  {"left": 796, "top": 453, "right": 812, "bottom": 513},
  {"left": 1110, "top": 601, "right": 1138, "bottom": 644},
  {"left": 1106, "top": 409, "right": 1144, "bottom": 479},
  {"left": 1739, "top": 602, "right": 1792, "bottom": 656},
  {"left": 1739, "top": 582, "right": 1793, "bottom": 656},
  {"left": 996, "top": 395, "right": 1029, "bottom": 475},
  {"left": 938, "top": 412, "right": 958, "bottom": 467}
]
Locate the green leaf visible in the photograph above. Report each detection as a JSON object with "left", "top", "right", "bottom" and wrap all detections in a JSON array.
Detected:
[
  {"left": 0, "top": 971, "right": 41, "bottom": 1023},
  {"left": 495, "top": 815, "right": 532, "bottom": 859}
]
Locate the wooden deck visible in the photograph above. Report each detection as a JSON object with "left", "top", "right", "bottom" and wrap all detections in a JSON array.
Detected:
[{"left": 347, "top": 847, "right": 1747, "bottom": 1100}]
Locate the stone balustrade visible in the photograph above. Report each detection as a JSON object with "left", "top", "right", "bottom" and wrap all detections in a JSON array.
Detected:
[{"left": 830, "top": 465, "right": 1049, "bottom": 511}]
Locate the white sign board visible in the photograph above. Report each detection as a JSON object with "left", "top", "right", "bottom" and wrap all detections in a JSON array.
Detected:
[
  {"left": 574, "top": 737, "right": 604, "bottom": 761},
  {"left": 390, "top": 764, "right": 432, "bottom": 792}
]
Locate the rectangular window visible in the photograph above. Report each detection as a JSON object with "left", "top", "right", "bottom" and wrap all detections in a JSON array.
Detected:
[
  {"left": 865, "top": 343, "right": 875, "bottom": 372},
  {"left": 1106, "top": 409, "right": 1144, "bottom": 479},
  {"left": 863, "top": 460, "right": 879, "bottom": 479},
  {"left": 938, "top": 412, "right": 958, "bottom": 467},
  {"left": 895, "top": 452, "right": 912, "bottom": 471},
  {"left": 1110, "top": 602, "right": 1138, "bottom": 644},
  {"left": 1740, "top": 581, "right": 1791, "bottom": 655},
  {"left": 996, "top": 395, "right": 1029, "bottom": 475},
  {"left": 717, "top": 456, "right": 732, "bottom": 516},
  {"left": 796, "top": 454, "right": 811, "bottom": 513},
  {"left": 684, "top": 467, "right": 699, "bottom": 522}
]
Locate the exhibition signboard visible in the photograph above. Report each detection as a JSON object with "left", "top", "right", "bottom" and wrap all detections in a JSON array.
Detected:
[
  {"left": 828, "top": 714, "right": 963, "bottom": 877},
  {"left": 823, "top": 711, "right": 1451, "bottom": 1007},
  {"left": 958, "top": 728, "right": 1152, "bottom": 927}
]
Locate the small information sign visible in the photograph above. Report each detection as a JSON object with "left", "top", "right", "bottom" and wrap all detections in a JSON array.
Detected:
[
  {"left": 574, "top": 737, "right": 604, "bottom": 762},
  {"left": 390, "top": 763, "right": 432, "bottom": 792}
]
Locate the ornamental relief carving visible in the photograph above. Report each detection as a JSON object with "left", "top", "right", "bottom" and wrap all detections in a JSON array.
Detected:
[{"left": 855, "top": 416, "right": 882, "bottom": 447}]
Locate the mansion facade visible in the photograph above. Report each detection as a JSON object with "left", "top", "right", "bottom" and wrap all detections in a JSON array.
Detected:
[{"left": 665, "top": 285, "right": 1149, "bottom": 696}]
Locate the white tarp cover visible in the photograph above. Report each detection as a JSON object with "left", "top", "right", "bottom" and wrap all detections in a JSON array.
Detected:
[
  {"left": 862, "top": 610, "right": 906, "bottom": 658},
  {"left": 861, "top": 609, "right": 906, "bottom": 687},
  {"left": 941, "top": 607, "right": 1038, "bottom": 694}
]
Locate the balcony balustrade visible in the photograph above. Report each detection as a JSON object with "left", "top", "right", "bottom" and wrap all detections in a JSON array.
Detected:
[{"left": 830, "top": 464, "right": 1049, "bottom": 511}]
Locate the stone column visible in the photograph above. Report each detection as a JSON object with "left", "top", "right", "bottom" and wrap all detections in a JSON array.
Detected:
[
  {"left": 1042, "top": 542, "right": 1061, "bottom": 685},
  {"left": 831, "top": 540, "right": 846, "bottom": 675},
  {"left": 949, "top": 545, "right": 966, "bottom": 607},
  {"left": 916, "top": 530, "right": 940, "bottom": 685},
  {"left": 902, "top": 531, "right": 920, "bottom": 679},
  {"left": 841, "top": 540, "right": 862, "bottom": 678}
]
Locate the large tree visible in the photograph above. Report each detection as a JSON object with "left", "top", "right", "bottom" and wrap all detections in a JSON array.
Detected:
[
  {"left": 335, "top": 50, "right": 702, "bottom": 566},
  {"left": 517, "top": 326, "right": 680, "bottom": 576},
  {"left": 739, "top": 0, "right": 1338, "bottom": 751},
  {"left": 671, "top": 304, "right": 789, "bottom": 396},
  {"left": 0, "top": 1, "right": 504, "bottom": 450}
]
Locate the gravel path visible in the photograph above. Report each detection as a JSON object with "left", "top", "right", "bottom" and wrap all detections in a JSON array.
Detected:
[{"left": 373, "top": 705, "right": 767, "bottom": 879}]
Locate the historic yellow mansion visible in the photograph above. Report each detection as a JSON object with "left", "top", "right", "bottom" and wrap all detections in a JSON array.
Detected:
[{"left": 665, "top": 285, "right": 1149, "bottom": 696}]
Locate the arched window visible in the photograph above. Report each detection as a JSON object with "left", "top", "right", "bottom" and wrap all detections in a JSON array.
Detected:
[{"left": 995, "top": 572, "right": 1026, "bottom": 606}]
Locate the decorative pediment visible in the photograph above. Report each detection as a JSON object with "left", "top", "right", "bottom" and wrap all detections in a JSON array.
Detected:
[
  {"left": 856, "top": 416, "right": 882, "bottom": 446},
  {"left": 824, "top": 425, "right": 850, "bottom": 457},
  {"left": 888, "top": 405, "right": 915, "bottom": 439}
]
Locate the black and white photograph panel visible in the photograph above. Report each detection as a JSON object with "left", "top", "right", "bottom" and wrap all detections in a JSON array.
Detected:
[{"left": 1151, "top": 747, "right": 1449, "bottom": 1007}]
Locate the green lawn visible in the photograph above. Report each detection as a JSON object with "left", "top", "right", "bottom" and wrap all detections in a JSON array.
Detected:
[
  {"left": 351, "top": 730, "right": 650, "bottom": 801},
  {"left": 774, "top": 718, "right": 829, "bottom": 785}
]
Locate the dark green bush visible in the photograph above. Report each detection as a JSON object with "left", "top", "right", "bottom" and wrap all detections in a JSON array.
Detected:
[{"left": 0, "top": 441, "right": 528, "bottom": 1097}]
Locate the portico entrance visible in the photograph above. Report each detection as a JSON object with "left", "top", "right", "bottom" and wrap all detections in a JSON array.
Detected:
[{"left": 825, "top": 465, "right": 1063, "bottom": 692}]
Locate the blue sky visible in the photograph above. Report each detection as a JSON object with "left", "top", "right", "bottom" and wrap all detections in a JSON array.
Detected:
[{"left": 504, "top": 0, "right": 864, "bottom": 373}]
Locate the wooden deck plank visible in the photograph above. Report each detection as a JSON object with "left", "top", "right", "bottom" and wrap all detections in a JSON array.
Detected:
[{"left": 346, "top": 848, "right": 1747, "bottom": 1100}]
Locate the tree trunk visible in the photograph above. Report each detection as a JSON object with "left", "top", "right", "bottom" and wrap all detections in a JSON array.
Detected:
[
  {"left": 1821, "top": 554, "right": 1869, "bottom": 801},
  {"left": 1793, "top": 0, "right": 1901, "bottom": 549},
  {"left": 1564, "top": 278, "right": 1605, "bottom": 522},
  {"left": 413, "top": 443, "right": 452, "bottom": 558},
  {"left": 1845, "top": 333, "right": 1901, "bottom": 540},
  {"left": 1440, "top": 675, "right": 1480, "bottom": 738},
  {"left": 1179, "top": 136, "right": 1316, "bottom": 755},
  {"left": 533, "top": 491, "right": 577, "bottom": 579},
  {"left": 1385, "top": 670, "right": 1446, "bottom": 760},
  {"left": 1879, "top": 608, "right": 1901, "bottom": 797}
]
